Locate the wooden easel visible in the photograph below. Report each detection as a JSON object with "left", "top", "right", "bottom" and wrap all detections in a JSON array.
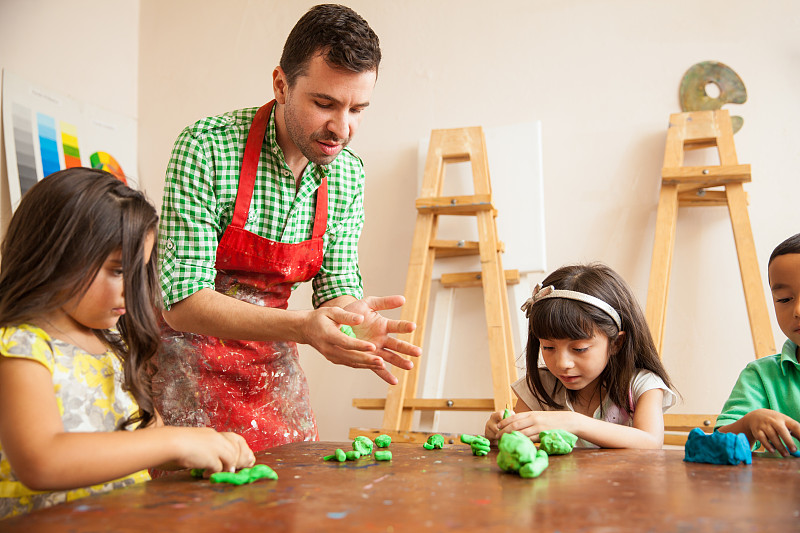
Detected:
[
  {"left": 646, "top": 109, "right": 774, "bottom": 359},
  {"left": 350, "top": 126, "right": 517, "bottom": 443}
]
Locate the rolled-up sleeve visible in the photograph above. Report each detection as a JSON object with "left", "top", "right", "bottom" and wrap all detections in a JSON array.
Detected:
[{"left": 158, "top": 129, "right": 221, "bottom": 309}]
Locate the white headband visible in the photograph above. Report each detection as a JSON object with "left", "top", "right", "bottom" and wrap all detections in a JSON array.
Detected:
[{"left": 520, "top": 283, "right": 623, "bottom": 330}]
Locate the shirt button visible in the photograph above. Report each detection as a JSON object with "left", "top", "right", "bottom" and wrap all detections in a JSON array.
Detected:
[
  {"left": 166, "top": 240, "right": 175, "bottom": 250},
  {"left": 283, "top": 170, "right": 291, "bottom": 176}
]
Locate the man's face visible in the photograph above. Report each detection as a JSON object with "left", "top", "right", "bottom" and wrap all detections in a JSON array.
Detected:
[
  {"left": 276, "top": 53, "right": 376, "bottom": 166},
  {"left": 768, "top": 253, "right": 800, "bottom": 347}
]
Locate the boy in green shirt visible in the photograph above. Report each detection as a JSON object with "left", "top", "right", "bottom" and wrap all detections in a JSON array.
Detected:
[{"left": 715, "top": 233, "right": 800, "bottom": 457}]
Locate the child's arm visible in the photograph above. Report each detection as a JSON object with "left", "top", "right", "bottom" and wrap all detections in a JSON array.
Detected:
[
  {"left": 0, "top": 357, "right": 255, "bottom": 491},
  {"left": 496, "top": 389, "right": 665, "bottom": 449},
  {"left": 717, "top": 409, "right": 800, "bottom": 457}
]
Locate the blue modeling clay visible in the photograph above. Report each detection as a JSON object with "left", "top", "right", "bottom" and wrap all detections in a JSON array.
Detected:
[
  {"left": 684, "top": 428, "right": 752, "bottom": 465},
  {"left": 791, "top": 450, "right": 800, "bottom": 458}
]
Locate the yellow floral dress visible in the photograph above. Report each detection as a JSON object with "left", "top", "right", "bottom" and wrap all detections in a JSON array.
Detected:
[{"left": 0, "top": 324, "right": 149, "bottom": 519}]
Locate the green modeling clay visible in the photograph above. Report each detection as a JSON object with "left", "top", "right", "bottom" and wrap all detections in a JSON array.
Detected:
[
  {"left": 345, "top": 450, "right": 361, "bottom": 460},
  {"left": 375, "top": 434, "right": 392, "bottom": 448},
  {"left": 340, "top": 325, "right": 357, "bottom": 338},
  {"left": 423, "top": 434, "right": 445, "bottom": 450},
  {"left": 496, "top": 431, "right": 537, "bottom": 472},
  {"left": 210, "top": 464, "right": 278, "bottom": 485},
  {"left": 519, "top": 449, "right": 549, "bottom": 478},
  {"left": 324, "top": 449, "right": 348, "bottom": 462},
  {"left": 538, "top": 429, "right": 578, "bottom": 455},
  {"left": 460, "top": 434, "right": 491, "bottom": 456},
  {"left": 353, "top": 436, "right": 374, "bottom": 455},
  {"left": 374, "top": 450, "right": 392, "bottom": 461},
  {"left": 502, "top": 408, "right": 513, "bottom": 419},
  {"left": 190, "top": 468, "right": 204, "bottom": 478}
]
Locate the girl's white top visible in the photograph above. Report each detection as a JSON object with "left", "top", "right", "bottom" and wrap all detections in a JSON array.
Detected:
[{"left": 512, "top": 368, "right": 677, "bottom": 448}]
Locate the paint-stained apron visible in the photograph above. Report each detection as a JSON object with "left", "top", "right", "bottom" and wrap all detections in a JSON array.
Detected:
[{"left": 155, "top": 100, "right": 321, "bottom": 453}]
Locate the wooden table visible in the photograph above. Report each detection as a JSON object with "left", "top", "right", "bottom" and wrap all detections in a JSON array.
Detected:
[{"left": 4, "top": 442, "right": 799, "bottom": 532}]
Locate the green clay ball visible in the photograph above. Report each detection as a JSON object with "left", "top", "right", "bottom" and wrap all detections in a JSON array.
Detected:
[
  {"left": 353, "top": 436, "right": 374, "bottom": 455},
  {"left": 375, "top": 434, "right": 392, "bottom": 448},
  {"left": 423, "top": 434, "right": 445, "bottom": 450},
  {"left": 538, "top": 429, "right": 578, "bottom": 455}
]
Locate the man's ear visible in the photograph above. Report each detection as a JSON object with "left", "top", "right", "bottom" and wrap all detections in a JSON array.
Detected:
[{"left": 273, "top": 67, "right": 288, "bottom": 104}]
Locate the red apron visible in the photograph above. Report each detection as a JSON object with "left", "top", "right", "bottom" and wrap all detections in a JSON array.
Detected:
[{"left": 155, "top": 100, "right": 321, "bottom": 453}]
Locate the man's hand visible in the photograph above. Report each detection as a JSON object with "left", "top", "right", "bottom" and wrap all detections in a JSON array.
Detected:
[{"left": 302, "top": 295, "right": 422, "bottom": 384}]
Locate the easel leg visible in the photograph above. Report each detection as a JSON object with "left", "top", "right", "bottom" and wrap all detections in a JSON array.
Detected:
[
  {"left": 646, "top": 183, "right": 679, "bottom": 355},
  {"left": 726, "top": 183, "right": 776, "bottom": 357}
]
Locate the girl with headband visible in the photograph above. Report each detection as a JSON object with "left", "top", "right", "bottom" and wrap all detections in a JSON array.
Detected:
[{"left": 485, "top": 263, "right": 677, "bottom": 448}]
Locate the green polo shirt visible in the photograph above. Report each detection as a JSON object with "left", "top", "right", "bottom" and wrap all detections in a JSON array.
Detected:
[
  {"left": 715, "top": 339, "right": 800, "bottom": 448},
  {"left": 158, "top": 105, "right": 364, "bottom": 309}
]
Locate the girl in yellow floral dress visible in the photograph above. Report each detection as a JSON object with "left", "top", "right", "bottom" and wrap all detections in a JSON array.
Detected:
[{"left": 0, "top": 168, "right": 255, "bottom": 518}]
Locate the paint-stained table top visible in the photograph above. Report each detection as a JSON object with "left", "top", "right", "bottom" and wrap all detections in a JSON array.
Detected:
[{"left": 4, "top": 441, "right": 800, "bottom": 532}]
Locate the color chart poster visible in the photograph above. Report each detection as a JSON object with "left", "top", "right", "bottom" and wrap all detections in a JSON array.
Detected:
[{"left": 2, "top": 70, "right": 138, "bottom": 211}]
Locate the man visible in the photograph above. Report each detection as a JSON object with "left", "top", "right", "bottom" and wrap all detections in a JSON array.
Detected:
[{"left": 154, "top": 4, "right": 421, "bottom": 453}]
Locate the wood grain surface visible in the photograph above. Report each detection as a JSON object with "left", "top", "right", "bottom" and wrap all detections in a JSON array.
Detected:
[{"left": 4, "top": 441, "right": 799, "bottom": 532}]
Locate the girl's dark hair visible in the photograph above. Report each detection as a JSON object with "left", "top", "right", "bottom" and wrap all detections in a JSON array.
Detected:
[
  {"left": 280, "top": 3, "right": 381, "bottom": 86},
  {"left": 768, "top": 233, "right": 800, "bottom": 267},
  {"left": 525, "top": 263, "right": 675, "bottom": 417},
  {"left": 0, "top": 168, "right": 160, "bottom": 430}
]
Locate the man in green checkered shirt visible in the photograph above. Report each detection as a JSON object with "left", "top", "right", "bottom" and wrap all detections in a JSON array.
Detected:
[{"left": 154, "top": 5, "right": 421, "bottom": 451}]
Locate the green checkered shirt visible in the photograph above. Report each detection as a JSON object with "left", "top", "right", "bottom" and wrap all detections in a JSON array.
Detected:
[{"left": 158, "top": 105, "right": 364, "bottom": 310}]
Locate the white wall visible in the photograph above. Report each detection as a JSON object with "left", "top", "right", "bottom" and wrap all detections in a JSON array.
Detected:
[
  {"left": 5, "top": 1, "right": 797, "bottom": 442},
  {"left": 139, "top": 0, "right": 800, "bottom": 440},
  {"left": 0, "top": 0, "right": 140, "bottom": 229}
]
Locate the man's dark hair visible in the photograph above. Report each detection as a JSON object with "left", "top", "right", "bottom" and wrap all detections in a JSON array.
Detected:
[
  {"left": 769, "top": 233, "right": 800, "bottom": 267},
  {"left": 280, "top": 4, "right": 381, "bottom": 86}
]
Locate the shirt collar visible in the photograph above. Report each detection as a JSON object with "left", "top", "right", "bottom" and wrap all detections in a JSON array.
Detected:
[{"left": 779, "top": 339, "right": 799, "bottom": 375}]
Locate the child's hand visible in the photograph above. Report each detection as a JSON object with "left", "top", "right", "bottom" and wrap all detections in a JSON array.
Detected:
[
  {"left": 484, "top": 411, "right": 504, "bottom": 441},
  {"left": 496, "top": 410, "right": 580, "bottom": 440},
  {"left": 172, "top": 427, "right": 256, "bottom": 473},
  {"left": 739, "top": 409, "right": 800, "bottom": 457}
]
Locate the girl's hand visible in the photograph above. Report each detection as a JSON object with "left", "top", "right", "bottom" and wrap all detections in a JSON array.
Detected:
[
  {"left": 484, "top": 410, "right": 504, "bottom": 441},
  {"left": 739, "top": 409, "right": 800, "bottom": 456},
  {"left": 171, "top": 427, "right": 255, "bottom": 473},
  {"left": 496, "top": 410, "right": 581, "bottom": 440}
]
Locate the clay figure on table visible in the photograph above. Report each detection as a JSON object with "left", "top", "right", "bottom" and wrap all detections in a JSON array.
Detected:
[
  {"left": 0, "top": 170, "right": 254, "bottom": 519},
  {"left": 461, "top": 434, "right": 491, "bottom": 456},
  {"left": 497, "top": 431, "right": 549, "bottom": 478},
  {"left": 683, "top": 428, "right": 751, "bottom": 465},
  {"left": 375, "top": 434, "right": 392, "bottom": 448},
  {"left": 538, "top": 429, "right": 578, "bottom": 455},
  {"left": 210, "top": 464, "right": 278, "bottom": 485},
  {"left": 353, "top": 436, "right": 374, "bottom": 455},
  {"left": 714, "top": 233, "right": 800, "bottom": 458},
  {"left": 423, "top": 434, "right": 444, "bottom": 450},
  {"left": 485, "top": 264, "right": 677, "bottom": 449},
  {"left": 153, "top": 4, "right": 422, "bottom": 455}
]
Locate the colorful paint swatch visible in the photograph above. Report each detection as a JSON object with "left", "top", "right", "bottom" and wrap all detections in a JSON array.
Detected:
[
  {"left": 37, "top": 113, "right": 60, "bottom": 177},
  {"left": 60, "top": 122, "right": 81, "bottom": 168},
  {"left": 90, "top": 151, "right": 127, "bottom": 184},
  {"left": 12, "top": 104, "right": 38, "bottom": 196}
]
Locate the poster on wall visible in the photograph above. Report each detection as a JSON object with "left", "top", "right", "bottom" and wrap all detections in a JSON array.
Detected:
[{"left": 2, "top": 70, "right": 138, "bottom": 211}]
